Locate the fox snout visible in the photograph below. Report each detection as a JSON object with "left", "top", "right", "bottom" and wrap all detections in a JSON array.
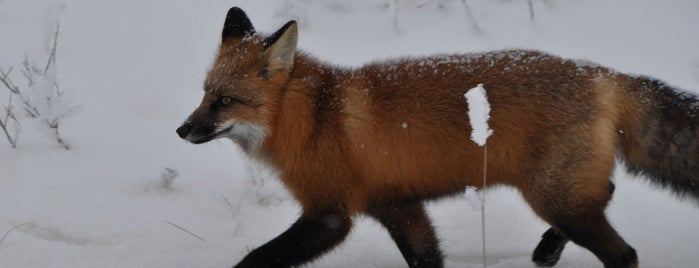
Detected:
[
  {"left": 176, "top": 121, "right": 193, "bottom": 139},
  {"left": 177, "top": 116, "right": 268, "bottom": 154},
  {"left": 176, "top": 118, "right": 219, "bottom": 144}
]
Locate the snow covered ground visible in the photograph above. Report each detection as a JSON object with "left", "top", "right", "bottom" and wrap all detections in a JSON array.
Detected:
[{"left": 1, "top": 0, "right": 699, "bottom": 267}]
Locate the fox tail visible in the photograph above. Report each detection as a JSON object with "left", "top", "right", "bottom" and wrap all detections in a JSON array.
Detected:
[{"left": 619, "top": 76, "right": 699, "bottom": 203}]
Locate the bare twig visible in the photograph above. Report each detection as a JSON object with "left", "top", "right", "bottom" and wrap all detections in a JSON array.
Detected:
[
  {"left": 481, "top": 144, "right": 487, "bottom": 268},
  {"left": 164, "top": 221, "right": 206, "bottom": 242},
  {"left": 0, "top": 221, "right": 36, "bottom": 247},
  {"left": 0, "top": 119, "right": 16, "bottom": 148},
  {"left": 223, "top": 196, "right": 236, "bottom": 211},
  {"left": 1, "top": 84, "right": 18, "bottom": 148},
  {"left": 14, "top": 61, "right": 41, "bottom": 118},
  {"left": 54, "top": 81, "right": 63, "bottom": 96},
  {"left": 44, "top": 22, "right": 60, "bottom": 75},
  {"left": 392, "top": 0, "right": 400, "bottom": 35},
  {"left": 461, "top": 0, "right": 483, "bottom": 34},
  {"left": 0, "top": 5, "right": 75, "bottom": 150},
  {"left": 0, "top": 67, "right": 20, "bottom": 94},
  {"left": 3, "top": 95, "right": 12, "bottom": 122},
  {"left": 21, "top": 56, "right": 33, "bottom": 86},
  {"left": 527, "top": 0, "right": 536, "bottom": 21},
  {"left": 2, "top": 65, "right": 39, "bottom": 119},
  {"left": 44, "top": 119, "right": 70, "bottom": 150}
]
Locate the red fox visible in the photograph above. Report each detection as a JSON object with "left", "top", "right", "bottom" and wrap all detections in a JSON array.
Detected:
[{"left": 177, "top": 7, "right": 699, "bottom": 268}]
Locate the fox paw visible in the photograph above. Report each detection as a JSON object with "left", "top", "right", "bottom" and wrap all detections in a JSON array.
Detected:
[{"left": 532, "top": 228, "right": 568, "bottom": 267}]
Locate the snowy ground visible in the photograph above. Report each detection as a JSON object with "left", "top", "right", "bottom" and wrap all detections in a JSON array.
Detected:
[{"left": 1, "top": 0, "right": 699, "bottom": 267}]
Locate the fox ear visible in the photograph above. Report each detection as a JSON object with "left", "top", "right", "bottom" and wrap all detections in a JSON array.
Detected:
[
  {"left": 222, "top": 7, "right": 255, "bottom": 41},
  {"left": 261, "top": 21, "right": 298, "bottom": 73}
]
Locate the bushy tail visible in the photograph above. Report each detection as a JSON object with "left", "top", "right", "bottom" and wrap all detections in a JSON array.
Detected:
[{"left": 618, "top": 76, "right": 699, "bottom": 202}]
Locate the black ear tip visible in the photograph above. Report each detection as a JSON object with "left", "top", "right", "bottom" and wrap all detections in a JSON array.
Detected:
[
  {"left": 263, "top": 20, "right": 299, "bottom": 49},
  {"left": 285, "top": 20, "right": 298, "bottom": 29},
  {"left": 227, "top": 7, "right": 245, "bottom": 17},
  {"left": 222, "top": 6, "right": 255, "bottom": 39}
]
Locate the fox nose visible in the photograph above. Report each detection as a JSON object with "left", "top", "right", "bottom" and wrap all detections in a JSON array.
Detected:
[{"left": 176, "top": 122, "right": 193, "bottom": 139}]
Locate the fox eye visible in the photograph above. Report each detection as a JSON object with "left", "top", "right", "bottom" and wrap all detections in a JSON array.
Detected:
[{"left": 220, "top": 96, "right": 233, "bottom": 106}]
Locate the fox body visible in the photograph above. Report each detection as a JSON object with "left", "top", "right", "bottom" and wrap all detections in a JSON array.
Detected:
[{"left": 177, "top": 7, "right": 699, "bottom": 268}]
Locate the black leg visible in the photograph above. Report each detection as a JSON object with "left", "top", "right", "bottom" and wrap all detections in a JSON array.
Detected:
[
  {"left": 532, "top": 227, "right": 569, "bottom": 267},
  {"left": 528, "top": 191, "right": 636, "bottom": 267},
  {"left": 553, "top": 212, "right": 637, "bottom": 268},
  {"left": 368, "top": 202, "right": 443, "bottom": 268},
  {"left": 234, "top": 212, "right": 352, "bottom": 268},
  {"left": 532, "top": 182, "right": 616, "bottom": 267}
]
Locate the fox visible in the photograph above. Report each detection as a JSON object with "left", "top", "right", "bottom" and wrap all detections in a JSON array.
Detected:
[{"left": 176, "top": 6, "right": 699, "bottom": 268}]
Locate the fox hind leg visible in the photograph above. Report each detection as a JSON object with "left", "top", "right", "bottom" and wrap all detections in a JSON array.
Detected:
[
  {"left": 532, "top": 227, "right": 569, "bottom": 267},
  {"left": 525, "top": 171, "right": 636, "bottom": 268},
  {"left": 531, "top": 182, "right": 616, "bottom": 267},
  {"left": 548, "top": 209, "right": 637, "bottom": 268}
]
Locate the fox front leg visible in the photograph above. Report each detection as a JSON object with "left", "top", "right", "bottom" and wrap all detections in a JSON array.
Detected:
[{"left": 234, "top": 212, "right": 352, "bottom": 268}]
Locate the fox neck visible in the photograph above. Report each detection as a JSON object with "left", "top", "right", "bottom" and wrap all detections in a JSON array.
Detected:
[{"left": 262, "top": 52, "right": 351, "bottom": 169}]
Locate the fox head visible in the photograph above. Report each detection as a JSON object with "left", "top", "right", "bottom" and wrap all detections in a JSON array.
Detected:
[{"left": 177, "top": 7, "right": 298, "bottom": 155}]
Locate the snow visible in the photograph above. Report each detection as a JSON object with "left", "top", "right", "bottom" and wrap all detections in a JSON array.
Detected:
[
  {"left": 2, "top": 0, "right": 699, "bottom": 267},
  {"left": 463, "top": 186, "right": 482, "bottom": 211},
  {"left": 465, "top": 83, "right": 492, "bottom": 147}
]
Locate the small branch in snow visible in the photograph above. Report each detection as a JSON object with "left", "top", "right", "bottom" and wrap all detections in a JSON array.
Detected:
[
  {"left": 0, "top": 221, "right": 37, "bottom": 248},
  {"left": 223, "top": 196, "right": 237, "bottom": 214},
  {"left": 45, "top": 118, "right": 70, "bottom": 150},
  {"left": 527, "top": 0, "right": 536, "bottom": 21},
  {"left": 159, "top": 168, "right": 178, "bottom": 189},
  {"left": 465, "top": 83, "right": 492, "bottom": 268},
  {"left": 0, "top": 121, "right": 13, "bottom": 148},
  {"left": 222, "top": 195, "right": 247, "bottom": 238},
  {"left": 392, "top": 0, "right": 400, "bottom": 35},
  {"left": 480, "top": 144, "right": 487, "bottom": 268},
  {"left": 0, "top": 19, "right": 81, "bottom": 149},
  {"left": 164, "top": 221, "right": 206, "bottom": 242},
  {"left": 0, "top": 67, "right": 20, "bottom": 94},
  {"left": 460, "top": 0, "right": 483, "bottom": 34},
  {"left": 0, "top": 100, "right": 18, "bottom": 148},
  {"left": 44, "top": 22, "right": 60, "bottom": 75},
  {"left": 0, "top": 72, "right": 20, "bottom": 148}
]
